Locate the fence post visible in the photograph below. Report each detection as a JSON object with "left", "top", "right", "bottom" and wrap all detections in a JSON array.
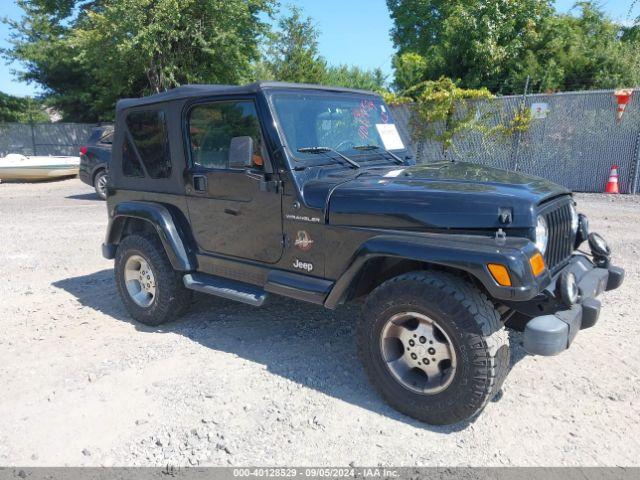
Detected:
[
  {"left": 510, "top": 76, "right": 530, "bottom": 172},
  {"left": 27, "top": 97, "right": 38, "bottom": 156},
  {"left": 631, "top": 128, "right": 640, "bottom": 194},
  {"left": 29, "top": 122, "right": 37, "bottom": 156}
]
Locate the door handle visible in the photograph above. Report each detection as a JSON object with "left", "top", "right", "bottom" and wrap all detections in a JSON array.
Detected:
[{"left": 193, "top": 175, "right": 207, "bottom": 193}]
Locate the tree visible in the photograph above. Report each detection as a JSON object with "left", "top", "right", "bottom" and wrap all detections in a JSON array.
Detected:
[
  {"left": 261, "top": 6, "right": 327, "bottom": 84},
  {"left": 3, "top": 0, "right": 276, "bottom": 121},
  {"left": 387, "top": 0, "right": 555, "bottom": 93},
  {"left": 539, "top": 3, "right": 640, "bottom": 91},
  {"left": 387, "top": 0, "right": 640, "bottom": 94},
  {"left": 392, "top": 52, "right": 427, "bottom": 92},
  {"left": 323, "top": 65, "right": 386, "bottom": 91},
  {"left": 0, "top": 92, "right": 49, "bottom": 123},
  {"left": 258, "top": 7, "right": 387, "bottom": 90}
]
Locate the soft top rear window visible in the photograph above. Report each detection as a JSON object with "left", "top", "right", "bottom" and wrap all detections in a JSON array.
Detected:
[{"left": 123, "top": 110, "right": 172, "bottom": 179}]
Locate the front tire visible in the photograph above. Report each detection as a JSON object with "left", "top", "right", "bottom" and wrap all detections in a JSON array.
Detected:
[
  {"left": 358, "top": 271, "right": 509, "bottom": 425},
  {"left": 115, "top": 234, "right": 192, "bottom": 326}
]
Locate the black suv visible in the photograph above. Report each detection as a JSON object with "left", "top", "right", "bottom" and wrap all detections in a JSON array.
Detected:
[
  {"left": 102, "top": 82, "right": 623, "bottom": 425},
  {"left": 79, "top": 125, "right": 113, "bottom": 199}
]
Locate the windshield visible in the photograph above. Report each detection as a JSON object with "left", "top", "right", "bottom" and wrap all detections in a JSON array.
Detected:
[{"left": 269, "top": 91, "right": 406, "bottom": 163}]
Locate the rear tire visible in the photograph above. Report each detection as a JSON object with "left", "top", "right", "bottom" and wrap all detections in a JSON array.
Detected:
[
  {"left": 115, "top": 234, "right": 192, "bottom": 326},
  {"left": 358, "top": 270, "right": 509, "bottom": 425},
  {"left": 93, "top": 169, "right": 108, "bottom": 200}
]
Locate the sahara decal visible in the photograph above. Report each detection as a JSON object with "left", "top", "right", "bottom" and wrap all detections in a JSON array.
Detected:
[{"left": 294, "top": 230, "right": 314, "bottom": 251}]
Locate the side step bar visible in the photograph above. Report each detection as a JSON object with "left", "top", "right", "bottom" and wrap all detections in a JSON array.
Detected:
[{"left": 183, "top": 273, "right": 268, "bottom": 307}]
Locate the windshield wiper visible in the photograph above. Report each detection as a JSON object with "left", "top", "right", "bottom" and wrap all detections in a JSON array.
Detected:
[
  {"left": 297, "top": 146, "right": 360, "bottom": 169},
  {"left": 353, "top": 144, "right": 404, "bottom": 165}
]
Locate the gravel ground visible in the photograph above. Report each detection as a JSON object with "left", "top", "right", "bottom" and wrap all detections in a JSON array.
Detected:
[{"left": 0, "top": 178, "right": 638, "bottom": 467}]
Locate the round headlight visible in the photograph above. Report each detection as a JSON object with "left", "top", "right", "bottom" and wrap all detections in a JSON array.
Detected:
[
  {"left": 535, "top": 215, "right": 549, "bottom": 254},
  {"left": 570, "top": 203, "right": 579, "bottom": 235}
]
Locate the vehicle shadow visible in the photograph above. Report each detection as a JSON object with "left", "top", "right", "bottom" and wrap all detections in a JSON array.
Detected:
[
  {"left": 54, "top": 269, "right": 529, "bottom": 432},
  {"left": 66, "top": 193, "right": 103, "bottom": 201}
]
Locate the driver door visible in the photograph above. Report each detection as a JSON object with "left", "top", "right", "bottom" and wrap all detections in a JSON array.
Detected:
[{"left": 185, "top": 99, "right": 283, "bottom": 264}]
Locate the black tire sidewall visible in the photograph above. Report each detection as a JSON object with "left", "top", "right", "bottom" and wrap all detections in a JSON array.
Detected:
[
  {"left": 359, "top": 273, "right": 505, "bottom": 424},
  {"left": 114, "top": 235, "right": 190, "bottom": 326}
]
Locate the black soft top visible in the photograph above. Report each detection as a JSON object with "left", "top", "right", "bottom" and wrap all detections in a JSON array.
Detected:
[{"left": 116, "top": 81, "right": 379, "bottom": 110}]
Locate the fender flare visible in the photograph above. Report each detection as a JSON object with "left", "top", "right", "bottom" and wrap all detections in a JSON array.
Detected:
[
  {"left": 102, "top": 201, "right": 197, "bottom": 271},
  {"left": 323, "top": 233, "right": 548, "bottom": 309}
]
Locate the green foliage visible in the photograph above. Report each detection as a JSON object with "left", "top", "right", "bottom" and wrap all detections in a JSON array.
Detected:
[
  {"left": 0, "top": 92, "right": 49, "bottom": 123},
  {"left": 408, "top": 78, "right": 495, "bottom": 151},
  {"left": 258, "top": 7, "right": 386, "bottom": 91},
  {"left": 394, "top": 77, "right": 532, "bottom": 153},
  {"left": 261, "top": 6, "right": 326, "bottom": 84},
  {"left": 392, "top": 53, "right": 427, "bottom": 93},
  {"left": 4, "top": 1, "right": 386, "bottom": 121},
  {"left": 388, "top": 0, "right": 640, "bottom": 94},
  {"left": 3, "top": 0, "right": 277, "bottom": 121},
  {"left": 323, "top": 65, "right": 386, "bottom": 91}
]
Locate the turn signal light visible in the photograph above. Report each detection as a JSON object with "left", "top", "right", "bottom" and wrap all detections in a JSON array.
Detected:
[
  {"left": 488, "top": 263, "right": 512, "bottom": 287},
  {"left": 529, "top": 252, "right": 546, "bottom": 276}
]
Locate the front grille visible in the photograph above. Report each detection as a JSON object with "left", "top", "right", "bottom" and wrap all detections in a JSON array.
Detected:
[{"left": 542, "top": 199, "right": 574, "bottom": 270}]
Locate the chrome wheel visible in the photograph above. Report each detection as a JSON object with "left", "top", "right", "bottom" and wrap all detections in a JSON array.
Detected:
[
  {"left": 380, "top": 311, "right": 457, "bottom": 395},
  {"left": 95, "top": 172, "right": 108, "bottom": 197},
  {"left": 124, "top": 255, "right": 156, "bottom": 308}
]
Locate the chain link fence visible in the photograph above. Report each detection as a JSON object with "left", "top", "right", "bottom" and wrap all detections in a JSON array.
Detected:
[
  {"left": 0, "top": 122, "right": 96, "bottom": 157},
  {"left": 2, "top": 90, "right": 639, "bottom": 193},
  {"left": 390, "top": 89, "right": 640, "bottom": 194}
]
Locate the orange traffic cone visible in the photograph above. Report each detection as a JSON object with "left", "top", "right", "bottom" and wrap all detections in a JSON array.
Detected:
[
  {"left": 615, "top": 89, "right": 633, "bottom": 123},
  {"left": 605, "top": 165, "right": 619, "bottom": 194}
]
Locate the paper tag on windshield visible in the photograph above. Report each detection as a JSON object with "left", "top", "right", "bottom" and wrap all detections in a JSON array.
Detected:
[{"left": 375, "top": 124, "right": 405, "bottom": 150}]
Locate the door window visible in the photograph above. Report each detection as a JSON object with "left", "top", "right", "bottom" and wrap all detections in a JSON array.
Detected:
[{"left": 188, "top": 101, "right": 265, "bottom": 170}]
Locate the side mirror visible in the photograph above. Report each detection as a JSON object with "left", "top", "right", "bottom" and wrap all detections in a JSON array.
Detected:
[{"left": 228, "top": 136, "right": 254, "bottom": 170}]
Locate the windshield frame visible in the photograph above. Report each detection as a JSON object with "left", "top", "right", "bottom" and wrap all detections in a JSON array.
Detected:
[{"left": 263, "top": 88, "right": 409, "bottom": 168}]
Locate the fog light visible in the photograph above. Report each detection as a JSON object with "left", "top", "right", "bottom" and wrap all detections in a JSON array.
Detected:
[
  {"left": 575, "top": 213, "right": 589, "bottom": 248},
  {"left": 588, "top": 232, "right": 610, "bottom": 257},
  {"left": 558, "top": 271, "right": 579, "bottom": 305},
  {"left": 588, "top": 232, "right": 611, "bottom": 267}
]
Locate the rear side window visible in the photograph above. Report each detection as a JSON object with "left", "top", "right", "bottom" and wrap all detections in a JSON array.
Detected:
[
  {"left": 122, "top": 136, "right": 144, "bottom": 177},
  {"left": 123, "top": 110, "right": 172, "bottom": 178}
]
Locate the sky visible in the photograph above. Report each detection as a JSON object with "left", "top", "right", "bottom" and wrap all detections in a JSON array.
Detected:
[{"left": 0, "top": 0, "right": 635, "bottom": 97}]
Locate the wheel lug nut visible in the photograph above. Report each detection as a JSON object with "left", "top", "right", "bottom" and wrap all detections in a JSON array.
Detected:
[
  {"left": 428, "top": 347, "right": 436, "bottom": 355},
  {"left": 423, "top": 358, "right": 429, "bottom": 364},
  {"left": 408, "top": 340, "right": 415, "bottom": 346},
  {"left": 419, "top": 336, "right": 426, "bottom": 344},
  {"left": 410, "top": 353, "right": 417, "bottom": 360}
]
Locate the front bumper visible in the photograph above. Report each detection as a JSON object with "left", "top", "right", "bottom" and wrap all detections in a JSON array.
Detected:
[{"left": 522, "top": 256, "right": 624, "bottom": 356}]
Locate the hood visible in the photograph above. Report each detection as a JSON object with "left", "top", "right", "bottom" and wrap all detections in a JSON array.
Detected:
[{"left": 302, "top": 162, "right": 569, "bottom": 230}]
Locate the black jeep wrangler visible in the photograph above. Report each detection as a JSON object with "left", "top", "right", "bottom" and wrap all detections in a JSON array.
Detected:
[{"left": 102, "top": 82, "right": 624, "bottom": 425}]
